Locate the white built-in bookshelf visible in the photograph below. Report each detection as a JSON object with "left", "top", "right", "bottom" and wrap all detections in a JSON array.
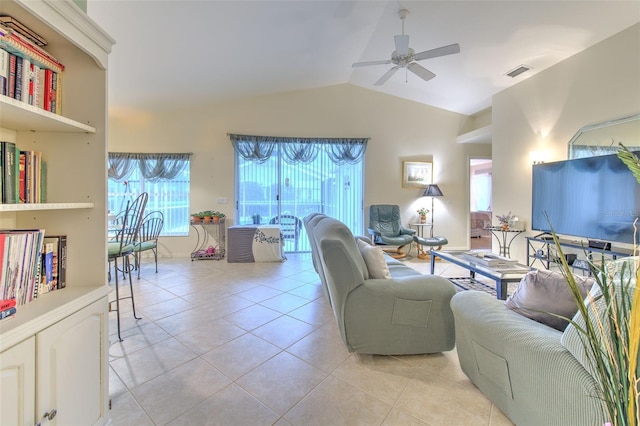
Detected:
[{"left": 0, "top": 1, "right": 114, "bottom": 424}]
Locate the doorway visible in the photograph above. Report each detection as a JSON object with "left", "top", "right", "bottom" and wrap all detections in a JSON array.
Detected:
[{"left": 470, "top": 158, "right": 492, "bottom": 250}]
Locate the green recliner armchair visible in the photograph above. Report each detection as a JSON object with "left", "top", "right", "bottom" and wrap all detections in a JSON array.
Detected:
[{"left": 368, "top": 204, "right": 415, "bottom": 259}]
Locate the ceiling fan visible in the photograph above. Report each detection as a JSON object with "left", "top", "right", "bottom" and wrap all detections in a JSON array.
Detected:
[{"left": 352, "top": 9, "right": 460, "bottom": 86}]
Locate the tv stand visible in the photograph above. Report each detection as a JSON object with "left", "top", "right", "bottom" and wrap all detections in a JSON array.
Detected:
[{"left": 526, "top": 236, "right": 632, "bottom": 274}]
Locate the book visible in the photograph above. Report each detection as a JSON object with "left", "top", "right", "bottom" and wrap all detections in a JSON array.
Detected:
[
  {"left": 463, "top": 250, "right": 518, "bottom": 267},
  {"left": 1, "top": 141, "right": 17, "bottom": 204},
  {"left": 14, "top": 54, "right": 22, "bottom": 100},
  {"left": 41, "top": 242, "right": 54, "bottom": 293},
  {"left": 0, "top": 298, "right": 16, "bottom": 311},
  {"left": 0, "top": 306, "right": 16, "bottom": 320},
  {"left": 0, "top": 15, "right": 47, "bottom": 47},
  {"left": 0, "top": 23, "right": 63, "bottom": 73},
  {"left": 0, "top": 48, "right": 8, "bottom": 95},
  {"left": 7, "top": 51, "right": 15, "bottom": 98},
  {"left": 44, "top": 235, "right": 67, "bottom": 289}
]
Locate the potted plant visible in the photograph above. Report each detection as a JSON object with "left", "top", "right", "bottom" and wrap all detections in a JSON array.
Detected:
[
  {"left": 552, "top": 144, "right": 639, "bottom": 425},
  {"left": 191, "top": 212, "right": 203, "bottom": 223},
  {"left": 212, "top": 211, "right": 226, "bottom": 223},
  {"left": 496, "top": 211, "right": 514, "bottom": 230},
  {"left": 416, "top": 207, "right": 429, "bottom": 224},
  {"left": 202, "top": 210, "right": 213, "bottom": 223}
]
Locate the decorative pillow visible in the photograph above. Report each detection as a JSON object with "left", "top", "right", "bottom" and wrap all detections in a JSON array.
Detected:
[
  {"left": 505, "top": 269, "right": 595, "bottom": 331},
  {"left": 356, "top": 239, "right": 391, "bottom": 279}
]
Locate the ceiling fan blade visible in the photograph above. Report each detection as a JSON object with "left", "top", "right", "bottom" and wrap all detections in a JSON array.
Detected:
[
  {"left": 374, "top": 66, "right": 399, "bottom": 86},
  {"left": 407, "top": 63, "right": 436, "bottom": 82},
  {"left": 352, "top": 59, "right": 392, "bottom": 68},
  {"left": 413, "top": 43, "right": 461, "bottom": 61},
  {"left": 394, "top": 34, "right": 410, "bottom": 56}
]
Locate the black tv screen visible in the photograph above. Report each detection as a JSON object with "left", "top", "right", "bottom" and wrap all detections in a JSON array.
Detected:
[{"left": 531, "top": 152, "right": 640, "bottom": 244}]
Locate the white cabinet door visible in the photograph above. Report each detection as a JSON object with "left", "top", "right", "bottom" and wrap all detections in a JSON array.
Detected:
[
  {"left": 0, "top": 337, "right": 35, "bottom": 426},
  {"left": 36, "top": 298, "right": 108, "bottom": 426}
]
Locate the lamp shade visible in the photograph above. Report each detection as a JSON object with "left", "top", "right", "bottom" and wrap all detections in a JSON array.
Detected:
[{"left": 423, "top": 184, "right": 443, "bottom": 197}]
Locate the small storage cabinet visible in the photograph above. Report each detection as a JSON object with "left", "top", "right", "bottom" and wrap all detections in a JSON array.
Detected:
[{"left": 191, "top": 220, "right": 226, "bottom": 260}]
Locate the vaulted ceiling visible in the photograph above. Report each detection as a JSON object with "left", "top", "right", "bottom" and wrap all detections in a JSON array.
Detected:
[{"left": 87, "top": 1, "right": 640, "bottom": 117}]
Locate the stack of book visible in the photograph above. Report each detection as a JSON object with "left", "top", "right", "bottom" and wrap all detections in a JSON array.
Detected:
[
  {"left": 0, "top": 15, "right": 64, "bottom": 113},
  {"left": 1, "top": 140, "right": 47, "bottom": 204},
  {"left": 0, "top": 230, "right": 67, "bottom": 308},
  {"left": 0, "top": 298, "right": 16, "bottom": 321}
]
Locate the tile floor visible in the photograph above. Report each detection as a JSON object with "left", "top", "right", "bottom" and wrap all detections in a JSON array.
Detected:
[{"left": 108, "top": 252, "right": 515, "bottom": 426}]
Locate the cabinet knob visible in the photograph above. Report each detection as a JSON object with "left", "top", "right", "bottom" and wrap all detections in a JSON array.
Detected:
[{"left": 37, "top": 408, "right": 57, "bottom": 424}]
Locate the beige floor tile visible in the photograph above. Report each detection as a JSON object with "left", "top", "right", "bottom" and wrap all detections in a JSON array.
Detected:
[
  {"left": 262, "top": 276, "right": 310, "bottom": 292},
  {"left": 287, "top": 283, "right": 324, "bottom": 300},
  {"left": 174, "top": 319, "right": 246, "bottom": 354},
  {"left": 417, "top": 349, "right": 469, "bottom": 385},
  {"left": 110, "top": 338, "right": 197, "bottom": 388},
  {"left": 251, "top": 315, "right": 317, "bottom": 349},
  {"left": 108, "top": 321, "right": 172, "bottom": 359},
  {"left": 109, "top": 366, "right": 128, "bottom": 399},
  {"left": 382, "top": 408, "right": 430, "bottom": 426},
  {"left": 167, "top": 383, "right": 279, "bottom": 426},
  {"left": 109, "top": 391, "right": 154, "bottom": 426},
  {"left": 131, "top": 358, "right": 232, "bottom": 425},
  {"left": 286, "top": 322, "right": 352, "bottom": 373},
  {"left": 202, "top": 333, "right": 281, "bottom": 380},
  {"left": 490, "top": 403, "right": 515, "bottom": 426},
  {"left": 236, "top": 285, "right": 283, "bottom": 303},
  {"left": 332, "top": 353, "right": 418, "bottom": 405},
  {"left": 224, "top": 304, "right": 283, "bottom": 331},
  {"left": 137, "top": 297, "right": 195, "bottom": 321},
  {"left": 287, "top": 299, "right": 334, "bottom": 326},
  {"left": 259, "top": 292, "right": 311, "bottom": 314},
  {"left": 236, "top": 352, "right": 326, "bottom": 415},
  {"left": 284, "top": 375, "right": 391, "bottom": 425},
  {"left": 395, "top": 369, "right": 493, "bottom": 425}
]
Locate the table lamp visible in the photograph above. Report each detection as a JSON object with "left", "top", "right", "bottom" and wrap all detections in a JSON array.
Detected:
[{"left": 423, "top": 184, "right": 443, "bottom": 237}]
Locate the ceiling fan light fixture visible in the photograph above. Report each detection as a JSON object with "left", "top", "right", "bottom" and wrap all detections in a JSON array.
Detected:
[{"left": 505, "top": 64, "right": 532, "bottom": 78}]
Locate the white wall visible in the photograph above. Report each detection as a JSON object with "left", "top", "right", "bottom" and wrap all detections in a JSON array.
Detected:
[
  {"left": 492, "top": 23, "right": 640, "bottom": 262},
  {"left": 108, "top": 83, "right": 491, "bottom": 257}
]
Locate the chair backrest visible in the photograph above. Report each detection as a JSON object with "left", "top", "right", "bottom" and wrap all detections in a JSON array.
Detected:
[
  {"left": 269, "top": 214, "right": 302, "bottom": 239},
  {"left": 117, "top": 192, "right": 149, "bottom": 251},
  {"left": 138, "top": 210, "right": 164, "bottom": 244},
  {"left": 369, "top": 204, "right": 403, "bottom": 237}
]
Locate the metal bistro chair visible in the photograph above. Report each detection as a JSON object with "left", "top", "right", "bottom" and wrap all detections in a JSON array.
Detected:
[
  {"left": 133, "top": 210, "right": 164, "bottom": 279},
  {"left": 269, "top": 214, "right": 302, "bottom": 251},
  {"left": 107, "top": 192, "right": 148, "bottom": 341}
]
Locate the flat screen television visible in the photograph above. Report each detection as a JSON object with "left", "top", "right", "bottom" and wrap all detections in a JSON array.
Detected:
[{"left": 531, "top": 152, "right": 640, "bottom": 244}]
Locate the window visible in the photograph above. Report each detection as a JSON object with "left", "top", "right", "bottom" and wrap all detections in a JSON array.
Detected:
[
  {"left": 231, "top": 134, "right": 367, "bottom": 253},
  {"left": 107, "top": 153, "right": 191, "bottom": 236}
]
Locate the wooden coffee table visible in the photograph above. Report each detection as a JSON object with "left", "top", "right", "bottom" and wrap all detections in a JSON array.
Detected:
[{"left": 429, "top": 250, "right": 533, "bottom": 300}]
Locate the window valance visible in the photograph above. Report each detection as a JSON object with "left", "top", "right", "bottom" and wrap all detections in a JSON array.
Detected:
[
  {"left": 108, "top": 152, "right": 192, "bottom": 182},
  {"left": 228, "top": 134, "right": 368, "bottom": 165}
]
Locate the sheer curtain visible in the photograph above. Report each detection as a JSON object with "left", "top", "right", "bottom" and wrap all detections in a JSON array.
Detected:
[
  {"left": 107, "top": 153, "right": 191, "bottom": 236},
  {"left": 230, "top": 134, "right": 368, "bottom": 252}
]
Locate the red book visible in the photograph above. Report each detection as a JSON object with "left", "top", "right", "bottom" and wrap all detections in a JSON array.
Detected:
[
  {"left": 7, "top": 52, "right": 15, "bottom": 98},
  {"left": 0, "top": 299, "right": 16, "bottom": 311},
  {"left": 43, "top": 68, "right": 52, "bottom": 111},
  {"left": 18, "top": 151, "right": 25, "bottom": 203}
]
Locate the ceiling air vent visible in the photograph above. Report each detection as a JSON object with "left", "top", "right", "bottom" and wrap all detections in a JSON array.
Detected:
[{"left": 505, "top": 65, "right": 531, "bottom": 78}]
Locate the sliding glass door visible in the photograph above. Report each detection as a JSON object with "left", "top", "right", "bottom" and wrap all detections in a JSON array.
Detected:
[{"left": 233, "top": 136, "right": 366, "bottom": 253}]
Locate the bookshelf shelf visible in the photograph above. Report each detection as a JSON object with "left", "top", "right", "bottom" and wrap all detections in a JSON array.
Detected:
[
  {"left": 0, "top": 202, "right": 94, "bottom": 212},
  {"left": 0, "top": 96, "right": 96, "bottom": 133}
]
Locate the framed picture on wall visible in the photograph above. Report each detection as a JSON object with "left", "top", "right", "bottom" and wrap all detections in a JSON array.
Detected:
[{"left": 402, "top": 161, "right": 433, "bottom": 188}]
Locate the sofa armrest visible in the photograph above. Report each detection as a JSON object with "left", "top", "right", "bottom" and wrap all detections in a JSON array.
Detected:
[
  {"left": 450, "top": 291, "right": 604, "bottom": 426},
  {"left": 343, "top": 274, "right": 457, "bottom": 354}
]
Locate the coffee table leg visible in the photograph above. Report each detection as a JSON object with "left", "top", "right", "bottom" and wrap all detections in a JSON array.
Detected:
[
  {"left": 430, "top": 252, "right": 436, "bottom": 274},
  {"left": 496, "top": 279, "right": 507, "bottom": 300}
]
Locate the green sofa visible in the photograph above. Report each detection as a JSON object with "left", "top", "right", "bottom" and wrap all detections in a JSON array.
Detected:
[
  {"left": 303, "top": 213, "right": 456, "bottom": 355},
  {"left": 450, "top": 290, "right": 606, "bottom": 425}
]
